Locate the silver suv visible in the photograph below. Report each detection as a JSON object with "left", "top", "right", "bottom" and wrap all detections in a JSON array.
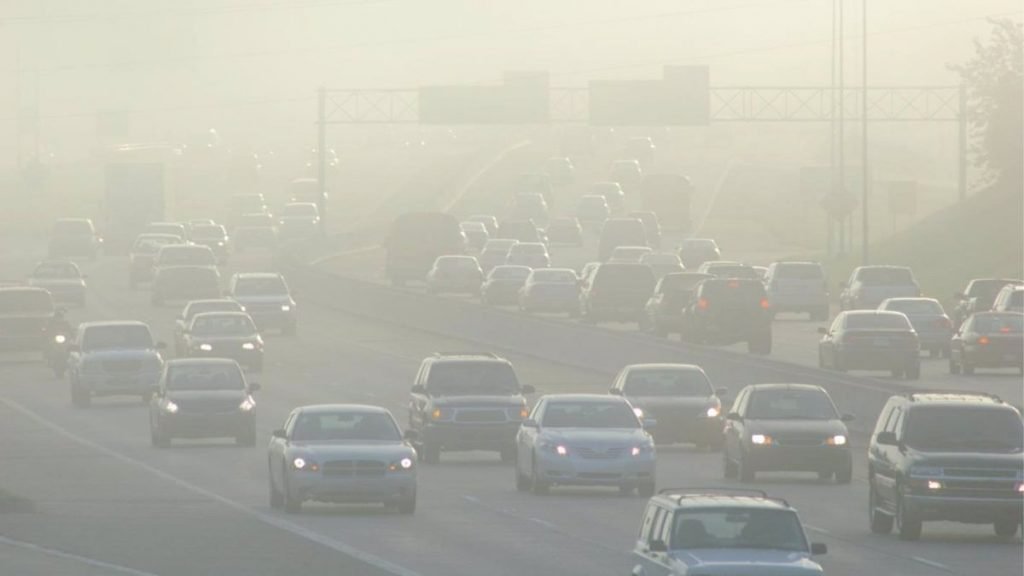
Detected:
[
  {"left": 631, "top": 489, "right": 827, "bottom": 576},
  {"left": 765, "top": 261, "right": 829, "bottom": 320}
]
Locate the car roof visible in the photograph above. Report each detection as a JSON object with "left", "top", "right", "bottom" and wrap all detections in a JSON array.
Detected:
[
  {"left": 882, "top": 297, "right": 940, "bottom": 304},
  {"left": 79, "top": 320, "right": 149, "bottom": 329},
  {"left": 856, "top": 264, "right": 910, "bottom": 270},
  {"left": 903, "top": 392, "right": 1009, "bottom": 407},
  {"left": 191, "top": 311, "right": 251, "bottom": 319},
  {"left": 842, "top": 310, "right": 906, "bottom": 317},
  {"left": 428, "top": 352, "right": 508, "bottom": 363},
  {"left": 745, "top": 383, "right": 826, "bottom": 393},
  {"left": 625, "top": 363, "right": 704, "bottom": 372},
  {"left": 166, "top": 357, "right": 239, "bottom": 367},
  {"left": 298, "top": 404, "right": 392, "bottom": 415},
  {"left": 233, "top": 272, "right": 282, "bottom": 280},
  {"left": 653, "top": 491, "right": 791, "bottom": 510},
  {"left": 186, "top": 299, "right": 237, "bottom": 307},
  {"left": 0, "top": 286, "right": 50, "bottom": 294}
]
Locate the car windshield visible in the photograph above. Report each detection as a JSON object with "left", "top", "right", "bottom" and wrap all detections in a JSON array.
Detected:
[
  {"left": 643, "top": 254, "right": 681, "bottom": 266},
  {"left": 682, "top": 239, "right": 716, "bottom": 251},
  {"left": 192, "top": 225, "right": 226, "bottom": 240},
  {"left": 883, "top": 300, "right": 943, "bottom": 315},
  {"left": 670, "top": 509, "right": 808, "bottom": 552},
  {"left": 858, "top": 267, "right": 914, "bottom": 285},
  {"left": 133, "top": 236, "right": 178, "bottom": 254},
  {"left": 531, "top": 270, "right": 577, "bottom": 283},
  {"left": 167, "top": 363, "right": 244, "bottom": 391},
  {"left": 845, "top": 314, "right": 912, "bottom": 330},
  {"left": 774, "top": 264, "right": 824, "bottom": 279},
  {"left": 32, "top": 262, "right": 79, "bottom": 279},
  {"left": 82, "top": 325, "right": 153, "bottom": 351},
  {"left": 904, "top": 407, "right": 1023, "bottom": 453},
  {"left": 291, "top": 412, "right": 401, "bottom": 442},
  {"left": 484, "top": 240, "right": 517, "bottom": 252},
  {"left": 147, "top": 224, "right": 184, "bottom": 237},
  {"left": 0, "top": 290, "right": 54, "bottom": 314},
  {"left": 190, "top": 314, "right": 256, "bottom": 336},
  {"left": 971, "top": 314, "right": 1024, "bottom": 334},
  {"left": 489, "top": 267, "right": 530, "bottom": 280},
  {"left": 623, "top": 369, "right": 712, "bottom": 397},
  {"left": 426, "top": 362, "right": 520, "bottom": 395},
  {"left": 159, "top": 247, "right": 216, "bottom": 266},
  {"left": 660, "top": 274, "right": 710, "bottom": 293},
  {"left": 185, "top": 302, "right": 242, "bottom": 321},
  {"left": 234, "top": 277, "right": 287, "bottom": 296},
  {"left": 746, "top": 389, "right": 838, "bottom": 420},
  {"left": 612, "top": 247, "right": 651, "bottom": 259},
  {"left": 541, "top": 401, "right": 639, "bottom": 428},
  {"left": 579, "top": 196, "right": 607, "bottom": 208}
]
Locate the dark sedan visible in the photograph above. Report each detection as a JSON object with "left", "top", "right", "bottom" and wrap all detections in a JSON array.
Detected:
[
  {"left": 641, "top": 272, "right": 712, "bottom": 337},
  {"left": 949, "top": 312, "right": 1023, "bottom": 375},
  {"left": 481, "top": 265, "right": 531, "bottom": 306},
  {"left": 723, "top": 384, "right": 854, "bottom": 483},
  {"left": 818, "top": 310, "right": 920, "bottom": 379},
  {"left": 519, "top": 268, "right": 580, "bottom": 315}
]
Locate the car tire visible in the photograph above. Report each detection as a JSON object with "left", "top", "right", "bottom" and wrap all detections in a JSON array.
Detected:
[
  {"left": 836, "top": 463, "right": 853, "bottom": 484},
  {"left": 949, "top": 357, "right": 961, "bottom": 375},
  {"left": 420, "top": 442, "right": 440, "bottom": 465},
  {"left": 283, "top": 474, "right": 302, "bottom": 514},
  {"left": 738, "top": 455, "right": 755, "bottom": 483},
  {"left": 269, "top": 462, "right": 284, "bottom": 509},
  {"left": 637, "top": 481, "right": 656, "bottom": 498},
  {"left": 905, "top": 362, "right": 921, "bottom": 380},
  {"left": 868, "top": 483, "right": 894, "bottom": 534},
  {"left": 396, "top": 492, "right": 417, "bottom": 515},
  {"left": 994, "top": 518, "right": 1019, "bottom": 539},
  {"left": 896, "top": 493, "right": 922, "bottom": 541},
  {"left": 500, "top": 445, "right": 516, "bottom": 464},
  {"left": 530, "top": 454, "right": 549, "bottom": 495},
  {"left": 515, "top": 460, "right": 530, "bottom": 492},
  {"left": 723, "top": 451, "right": 738, "bottom": 479}
]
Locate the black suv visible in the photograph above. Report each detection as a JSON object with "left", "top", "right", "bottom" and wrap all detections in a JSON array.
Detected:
[
  {"left": 867, "top": 393, "right": 1024, "bottom": 541},
  {"left": 681, "top": 278, "right": 772, "bottom": 354},
  {"left": 408, "top": 353, "right": 534, "bottom": 464}
]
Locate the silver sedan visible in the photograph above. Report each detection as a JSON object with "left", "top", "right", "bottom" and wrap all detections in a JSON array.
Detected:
[
  {"left": 515, "top": 394, "right": 656, "bottom": 496},
  {"left": 267, "top": 404, "right": 418, "bottom": 514}
]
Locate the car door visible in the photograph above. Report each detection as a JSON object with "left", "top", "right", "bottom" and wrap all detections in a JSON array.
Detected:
[
  {"left": 67, "top": 325, "right": 87, "bottom": 377},
  {"left": 820, "top": 316, "right": 842, "bottom": 367},
  {"left": 724, "top": 388, "right": 749, "bottom": 461},
  {"left": 634, "top": 504, "right": 673, "bottom": 576},
  {"left": 269, "top": 412, "right": 297, "bottom": 489},
  {"left": 408, "top": 365, "right": 430, "bottom": 432},
  {"left": 873, "top": 405, "right": 904, "bottom": 507},
  {"left": 517, "top": 400, "right": 546, "bottom": 475}
]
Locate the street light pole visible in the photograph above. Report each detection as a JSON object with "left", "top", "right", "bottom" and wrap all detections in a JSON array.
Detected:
[
  {"left": 838, "top": 0, "right": 846, "bottom": 255},
  {"left": 861, "top": 0, "right": 869, "bottom": 264}
]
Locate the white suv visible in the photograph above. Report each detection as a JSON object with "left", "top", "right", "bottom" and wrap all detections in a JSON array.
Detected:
[{"left": 764, "top": 261, "right": 830, "bottom": 320}]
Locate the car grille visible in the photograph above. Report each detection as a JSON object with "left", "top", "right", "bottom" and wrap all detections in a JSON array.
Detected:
[
  {"left": 577, "top": 447, "right": 628, "bottom": 459},
  {"left": 578, "top": 472, "right": 621, "bottom": 479},
  {"left": 454, "top": 409, "right": 507, "bottom": 423},
  {"left": 102, "top": 359, "right": 143, "bottom": 373},
  {"left": 773, "top": 434, "right": 826, "bottom": 447},
  {"left": 321, "top": 460, "right": 387, "bottom": 478},
  {"left": 943, "top": 468, "right": 1019, "bottom": 479},
  {"left": 175, "top": 398, "right": 240, "bottom": 414}
]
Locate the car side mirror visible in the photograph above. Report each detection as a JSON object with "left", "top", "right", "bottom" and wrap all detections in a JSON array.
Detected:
[
  {"left": 811, "top": 542, "right": 827, "bottom": 556},
  {"left": 875, "top": 431, "right": 898, "bottom": 446},
  {"left": 411, "top": 384, "right": 426, "bottom": 394},
  {"left": 715, "top": 387, "right": 728, "bottom": 397},
  {"left": 521, "top": 419, "right": 539, "bottom": 429},
  {"left": 520, "top": 384, "right": 535, "bottom": 394},
  {"left": 642, "top": 418, "right": 657, "bottom": 430},
  {"left": 841, "top": 413, "right": 855, "bottom": 422},
  {"left": 271, "top": 428, "right": 287, "bottom": 440},
  {"left": 817, "top": 327, "right": 828, "bottom": 335},
  {"left": 648, "top": 539, "right": 668, "bottom": 553},
  {"left": 155, "top": 341, "right": 167, "bottom": 349},
  {"left": 725, "top": 412, "right": 742, "bottom": 422},
  {"left": 403, "top": 429, "right": 419, "bottom": 441},
  {"left": 248, "top": 382, "right": 261, "bottom": 393},
  {"left": 609, "top": 388, "right": 622, "bottom": 395}
]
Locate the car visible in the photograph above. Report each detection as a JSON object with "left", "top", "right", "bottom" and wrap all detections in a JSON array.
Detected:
[
  {"left": 640, "top": 253, "right": 684, "bottom": 281},
  {"left": 478, "top": 239, "right": 519, "bottom": 272},
  {"left": 425, "top": 255, "right": 483, "bottom": 295},
  {"left": 878, "top": 297, "right": 953, "bottom": 357},
  {"left": 681, "top": 278, "right": 773, "bottom": 354},
  {"left": 579, "top": 263, "right": 657, "bottom": 325},
  {"left": 481, "top": 265, "right": 532, "bottom": 306},
  {"left": 839, "top": 265, "right": 920, "bottom": 310},
  {"left": 952, "top": 278, "right": 1022, "bottom": 327},
  {"left": 723, "top": 384, "right": 854, "bottom": 483},
  {"left": 287, "top": 177, "right": 325, "bottom": 204},
  {"left": 49, "top": 218, "right": 101, "bottom": 259},
  {"left": 230, "top": 194, "right": 270, "bottom": 226},
  {"left": 544, "top": 156, "right": 575, "bottom": 186},
  {"left": 236, "top": 212, "right": 275, "bottom": 229},
  {"left": 949, "top": 312, "right": 1023, "bottom": 375},
  {"left": 626, "top": 211, "right": 662, "bottom": 249},
  {"left": 180, "top": 312, "right": 264, "bottom": 371},
  {"left": 189, "top": 224, "right": 230, "bottom": 263},
  {"left": 610, "top": 159, "right": 643, "bottom": 192},
  {"left": 268, "top": 404, "right": 418, "bottom": 514},
  {"left": 642, "top": 272, "right": 713, "bottom": 337},
  {"left": 752, "top": 266, "right": 769, "bottom": 281},
  {"left": 623, "top": 136, "right": 656, "bottom": 164},
  {"left": 143, "top": 222, "right": 188, "bottom": 243},
  {"left": 231, "top": 226, "right": 278, "bottom": 253},
  {"left": 459, "top": 221, "right": 490, "bottom": 252},
  {"left": 408, "top": 353, "right": 534, "bottom": 464},
  {"left": 496, "top": 220, "right": 545, "bottom": 244},
  {"left": 515, "top": 394, "right": 656, "bottom": 496},
  {"left": 678, "top": 238, "right": 720, "bottom": 269},
  {"left": 608, "top": 245, "right": 653, "bottom": 264},
  {"left": 227, "top": 273, "right": 298, "bottom": 335},
  {"left": 277, "top": 203, "right": 320, "bottom": 241},
  {"left": 544, "top": 217, "right": 583, "bottom": 246},
  {"left": 867, "top": 392, "right": 1024, "bottom": 541},
  {"left": 129, "top": 234, "right": 181, "bottom": 288},
  {"left": 697, "top": 261, "right": 761, "bottom": 280},
  {"left": 187, "top": 218, "right": 216, "bottom": 229},
  {"left": 67, "top": 321, "right": 165, "bottom": 407},
  {"left": 575, "top": 195, "right": 611, "bottom": 228},
  {"left": 631, "top": 489, "right": 827, "bottom": 576},
  {"left": 0, "top": 287, "right": 58, "bottom": 355},
  {"left": 149, "top": 358, "right": 260, "bottom": 447},
  {"left": 519, "top": 268, "right": 580, "bottom": 315},
  {"left": 817, "top": 310, "right": 920, "bottom": 379},
  {"left": 992, "top": 284, "right": 1024, "bottom": 313},
  {"left": 610, "top": 364, "right": 726, "bottom": 449},
  {"left": 764, "top": 261, "right": 830, "bottom": 320},
  {"left": 152, "top": 244, "right": 218, "bottom": 276},
  {"left": 511, "top": 173, "right": 554, "bottom": 205},
  {"left": 591, "top": 181, "right": 626, "bottom": 212},
  {"left": 598, "top": 217, "right": 648, "bottom": 261},
  {"left": 466, "top": 214, "right": 499, "bottom": 236},
  {"left": 506, "top": 242, "right": 550, "bottom": 269},
  {"left": 513, "top": 193, "right": 549, "bottom": 224},
  {"left": 174, "top": 299, "right": 246, "bottom": 355},
  {"left": 27, "top": 260, "right": 87, "bottom": 307},
  {"left": 152, "top": 265, "right": 222, "bottom": 306}
]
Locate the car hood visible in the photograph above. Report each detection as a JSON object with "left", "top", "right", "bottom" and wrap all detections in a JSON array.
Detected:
[
  {"left": 669, "top": 549, "right": 821, "bottom": 575},
  {"left": 430, "top": 395, "right": 525, "bottom": 408},
  {"left": 286, "top": 441, "right": 414, "bottom": 461},
  {"left": 746, "top": 419, "right": 847, "bottom": 437},
  {"left": 627, "top": 396, "right": 714, "bottom": 410},
  {"left": 540, "top": 427, "right": 648, "bottom": 446},
  {"left": 906, "top": 449, "right": 1024, "bottom": 470}
]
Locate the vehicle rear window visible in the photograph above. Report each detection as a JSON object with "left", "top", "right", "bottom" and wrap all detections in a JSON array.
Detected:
[
  {"left": 167, "top": 363, "right": 244, "bottom": 391},
  {"left": 1009, "top": 291, "right": 1023, "bottom": 307},
  {"left": 489, "top": 266, "right": 531, "bottom": 280},
  {"left": 670, "top": 509, "right": 807, "bottom": 552},
  {"left": 531, "top": 269, "right": 577, "bottom": 283},
  {"left": 845, "top": 313, "right": 912, "bottom": 330},
  {"left": 883, "top": 299, "right": 943, "bottom": 315},
  {"left": 705, "top": 265, "right": 760, "bottom": 279},
  {"left": 968, "top": 280, "right": 1019, "bottom": 300},
  {"left": 161, "top": 267, "right": 219, "bottom": 284},
  {"left": 291, "top": 412, "right": 401, "bottom": 442},
  {"left": 682, "top": 239, "right": 716, "bottom": 250},
  {"left": 191, "top": 225, "right": 226, "bottom": 239},
  {"left": 773, "top": 263, "right": 824, "bottom": 279},
  {"left": 0, "top": 290, "right": 54, "bottom": 314},
  {"left": 483, "top": 240, "right": 517, "bottom": 252},
  {"left": 623, "top": 370, "right": 712, "bottom": 397},
  {"left": 159, "top": 247, "right": 216, "bottom": 266},
  {"left": 858, "top": 267, "right": 914, "bottom": 285},
  {"left": 146, "top": 224, "right": 185, "bottom": 237},
  {"left": 282, "top": 204, "right": 318, "bottom": 217},
  {"left": 32, "top": 262, "right": 79, "bottom": 279},
  {"left": 579, "top": 196, "right": 607, "bottom": 207},
  {"left": 747, "top": 389, "right": 838, "bottom": 420},
  {"left": 235, "top": 277, "right": 287, "bottom": 296},
  {"left": 660, "top": 274, "right": 710, "bottom": 292},
  {"left": 904, "top": 407, "right": 1023, "bottom": 453},
  {"left": 426, "top": 362, "right": 520, "bottom": 395},
  {"left": 134, "top": 236, "right": 178, "bottom": 254},
  {"left": 700, "top": 280, "right": 766, "bottom": 302},
  {"left": 437, "top": 257, "right": 479, "bottom": 269},
  {"left": 82, "top": 325, "right": 153, "bottom": 351},
  {"left": 972, "top": 314, "right": 1023, "bottom": 333},
  {"left": 642, "top": 254, "right": 681, "bottom": 266},
  {"left": 513, "top": 244, "right": 547, "bottom": 255},
  {"left": 593, "top": 265, "right": 656, "bottom": 291},
  {"left": 541, "top": 401, "right": 638, "bottom": 428}
]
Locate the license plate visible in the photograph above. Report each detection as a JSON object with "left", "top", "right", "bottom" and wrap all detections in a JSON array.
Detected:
[{"left": 873, "top": 338, "right": 889, "bottom": 346}]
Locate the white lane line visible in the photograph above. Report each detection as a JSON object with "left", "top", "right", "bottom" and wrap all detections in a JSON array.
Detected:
[
  {"left": 459, "top": 494, "right": 620, "bottom": 553},
  {"left": 0, "top": 397, "right": 423, "bottom": 576},
  {"left": 530, "top": 517, "right": 558, "bottom": 530},
  {"left": 912, "top": 556, "right": 953, "bottom": 572},
  {"left": 0, "top": 534, "right": 160, "bottom": 576},
  {"left": 803, "top": 524, "right": 831, "bottom": 535}
]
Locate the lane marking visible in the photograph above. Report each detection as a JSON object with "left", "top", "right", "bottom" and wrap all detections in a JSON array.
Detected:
[
  {"left": 459, "top": 494, "right": 620, "bottom": 553},
  {"left": 0, "top": 397, "right": 423, "bottom": 576},
  {"left": 912, "top": 556, "right": 953, "bottom": 572},
  {"left": 0, "top": 534, "right": 160, "bottom": 576}
]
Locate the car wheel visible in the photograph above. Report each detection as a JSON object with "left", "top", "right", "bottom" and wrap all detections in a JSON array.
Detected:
[
  {"left": 738, "top": 454, "right": 755, "bottom": 483},
  {"left": 283, "top": 473, "right": 302, "bottom": 514},
  {"left": 236, "top": 422, "right": 257, "bottom": 447},
  {"left": 835, "top": 461, "right": 853, "bottom": 484},
  {"left": 151, "top": 425, "right": 169, "bottom": 448},
  {"left": 905, "top": 362, "right": 921, "bottom": 380},
  {"left": 269, "top": 462, "right": 284, "bottom": 509},
  {"left": 896, "top": 493, "right": 922, "bottom": 541},
  {"left": 396, "top": 492, "right": 417, "bottom": 515},
  {"left": 499, "top": 445, "right": 516, "bottom": 464},
  {"left": 723, "top": 451, "right": 738, "bottom": 479},
  {"left": 962, "top": 363, "right": 975, "bottom": 375},
  {"left": 994, "top": 518, "right": 1019, "bottom": 539},
  {"left": 637, "top": 481, "right": 656, "bottom": 498},
  {"left": 868, "top": 482, "right": 894, "bottom": 534},
  {"left": 530, "top": 454, "right": 549, "bottom": 495},
  {"left": 515, "top": 459, "right": 530, "bottom": 492},
  {"left": 420, "top": 442, "right": 440, "bottom": 465},
  {"left": 949, "top": 357, "right": 961, "bottom": 375}
]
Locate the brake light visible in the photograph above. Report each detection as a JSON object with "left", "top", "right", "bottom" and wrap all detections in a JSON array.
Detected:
[
  {"left": 697, "top": 298, "right": 709, "bottom": 310},
  {"left": 760, "top": 298, "right": 770, "bottom": 310},
  {"left": 727, "top": 280, "right": 740, "bottom": 288},
  {"left": 1000, "top": 327, "right": 1011, "bottom": 334},
  {"left": 978, "top": 336, "right": 990, "bottom": 345}
]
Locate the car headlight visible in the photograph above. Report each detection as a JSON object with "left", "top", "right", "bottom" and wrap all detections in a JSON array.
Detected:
[
  {"left": 291, "top": 456, "right": 318, "bottom": 471},
  {"left": 197, "top": 343, "right": 213, "bottom": 352},
  {"left": 910, "top": 466, "right": 943, "bottom": 478},
  {"left": 554, "top": 444, "right": 568, "bottom": 456},
  {"left": 705, "top": 406, "right": 720, "bottom": 418},
  {"left": 632, "top": 407, "right": 644, "bottom": 419},
  {"left": 750, "top": 434, "right": 773, "bottom": 446},
  {"left": 54, "top": 334, "right": 66, "bottom": 344},
  {"left": 826, "top": 434, "right": 847, "bottom": 446},
  {"left": 430, "top": 407, "right": 452, "bottom": 421},
  {"left": 388, "top": 457, "right": 415, "bottom": 472},
  {"left": 163, "top": 400, "right": 179, "bottom": 414},
  {"left": 280, "top": 304, "right": 291, "bottom": 312},
  {"left": 241, "top": 342, "right": 257, "bottom": 351},
  {"left": 926, "top": 480, "right": 943, "bottom": 490},
  {"left": 631, "top": 443, "right": 654, "bottom": 457},
  {"left": 238, "top": 397, "right": 255, "bottom": 412}
]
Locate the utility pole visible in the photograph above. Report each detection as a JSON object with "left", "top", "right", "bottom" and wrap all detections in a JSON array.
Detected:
[
  {"left": 838, "top": 0, "right": 846, "bottom": 255},
  {"left": 861, "top": 0, "right": 870, "bottom": 265}
]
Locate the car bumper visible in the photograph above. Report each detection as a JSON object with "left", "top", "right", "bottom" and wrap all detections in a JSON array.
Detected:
[
  {"left": 288, "top": 473, "right": 416, "bottom": 504},
  {"left": 483, "top": 287, "right": 521, "bottom": 304},
  {"left": 79, "top": 371, "right": 161, "bottom": 396},
  {"left": 964, "top": 346, "right": 1023, "bottom": 368},
  {"left": 746, "top": 445, "right": 851, "bottom": 472},
  {"left": 430, "top": 281, "right": 480, "bottom": 294},
  {"left": 903, "top": 494, "right": 1023, "bottom": 524},
  {"left": 158, "top": 412, "right": 252, "bottom": 438},
  {"left": 837, "top": 347, "right": 917, "bottom": 369},
  {"left": 424, "top": 422, "right": 520, "bottom": 451},
  {"left": 914, "top": 331, "right": 952, "bottom": 348},
  {"left": 536, "top": 453, "right": 656, "bottom": 486}
]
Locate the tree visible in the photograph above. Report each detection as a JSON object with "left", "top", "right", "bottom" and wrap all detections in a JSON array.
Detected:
[{"left": 951, "top": 19, "right": 1023, "bottom": 189}]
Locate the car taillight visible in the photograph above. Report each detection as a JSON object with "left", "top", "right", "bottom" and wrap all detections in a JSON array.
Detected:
[
  {"left": 978, "top": 336, "right": 990, "bottom": 345},
  {"left": 697, "top": 298, "right": 709, "bottom": 310},
  {"left": 760, "top": 298, "right": 770, "bottom": 310}
]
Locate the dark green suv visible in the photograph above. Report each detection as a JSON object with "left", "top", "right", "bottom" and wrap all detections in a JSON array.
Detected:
[{"left": 867, "top": 392, "right": 1024, "bottom": 541}]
